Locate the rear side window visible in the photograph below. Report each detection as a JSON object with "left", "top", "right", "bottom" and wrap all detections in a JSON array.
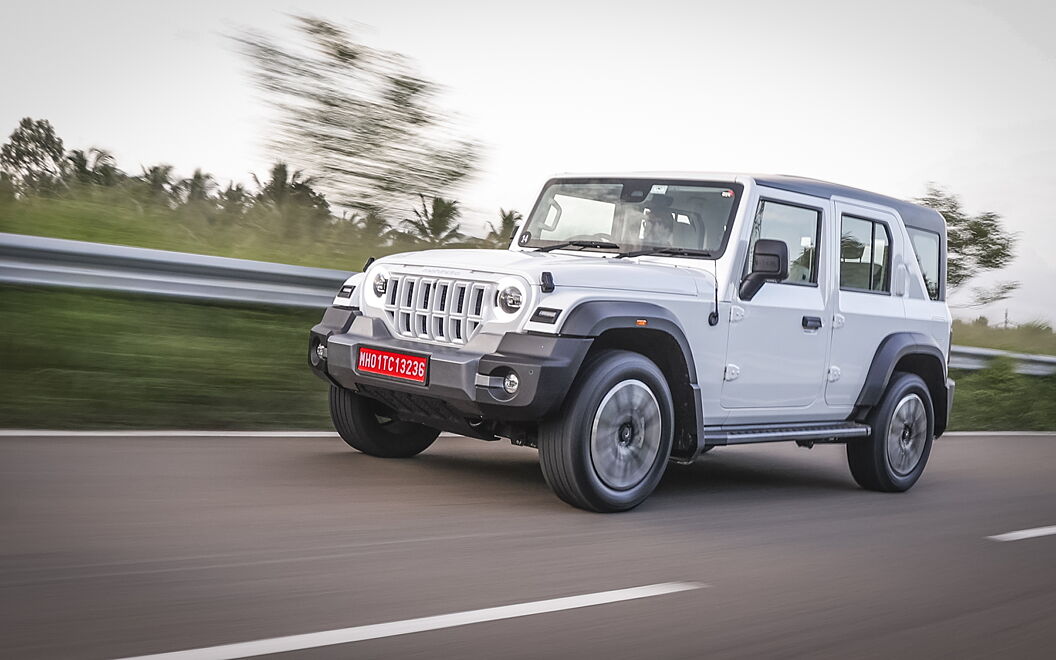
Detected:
[
  {"left": 747, "top": 200, "right": 821, "bottom": 285},
  {"left": 907, "top": 228, "right": 941, "bottom": 300},
  {"left": 840, "top": 215, "right": 890, "bottom": 293}
]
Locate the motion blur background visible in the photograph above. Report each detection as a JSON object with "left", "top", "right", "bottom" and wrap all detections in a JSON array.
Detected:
[
  {"left": 2, "top": 0, "right": 1055, "bottom": 430},
  {"left": 3, "top": 4, "right": 1056, "bottom": 660}
]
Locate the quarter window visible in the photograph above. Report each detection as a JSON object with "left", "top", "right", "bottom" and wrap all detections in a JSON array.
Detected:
[
  {"left": 907, "top": 228, "right": 941, "bottom": 300},
  {"left": 747, "top": 200, "right": 821, "bottom": 285},
  {"left": 840, "top": 215, "right": 891, "bottom": 293}
]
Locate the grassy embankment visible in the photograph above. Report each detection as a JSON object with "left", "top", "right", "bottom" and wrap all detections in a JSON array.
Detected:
[
  {"left": 2, "top": 286, "right": 1054, "bottom": 431},
  {"left": 0, "top": 286, "right": 329, "bottom": 430},
  {"left": 0, "top": 194, "right": 387, "bottom": 270}
]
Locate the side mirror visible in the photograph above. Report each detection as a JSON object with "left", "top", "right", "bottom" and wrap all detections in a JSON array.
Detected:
[{"left": 739, "top": 238, "right": 789, "bottom": 301}]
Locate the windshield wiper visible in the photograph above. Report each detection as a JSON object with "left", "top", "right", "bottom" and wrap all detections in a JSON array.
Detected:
[
  {"left": 535, "top": 240, "right": 621, "bottom": 253},
  {"left": 615, "top": 246, "right": 714, "bottom": 259}
]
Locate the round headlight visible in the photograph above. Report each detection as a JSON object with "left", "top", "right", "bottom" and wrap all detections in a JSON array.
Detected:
[
  {"left": 498, "top": 286, "right": 523, "bottom": 313},
  {"left": 372, "top": 273, "right": 388, "bottom": 297}
]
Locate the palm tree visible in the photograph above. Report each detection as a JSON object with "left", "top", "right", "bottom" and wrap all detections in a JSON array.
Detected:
[
  {"left": 66, "top": 150, "right": 91, "bottom": 185},
  {"left": 347, "top": 209, "right": 395, "bottom": 245},
  {"left": 218, "top": 182, "right": 250, "bottom": 217},
  {"left": 484, "top": 208, "right": 522, "bottom": 248},
  {"left": 250, "top": 161, "right": 332, "bottom": 238},
  {"left": 138, "top": 164, "right": 178, "bottom": 208},
  {"left": 177, "top": 168, "right": 216, "bottom": 203},
  {"left": 66, "top": 148, "right": 120, "bottom": 186},
  {"left": 252, "top": 161, "right": 330, "bottom": 225},
  {"left": 396, "top": 195, "right": 465, "bottom": 248}
]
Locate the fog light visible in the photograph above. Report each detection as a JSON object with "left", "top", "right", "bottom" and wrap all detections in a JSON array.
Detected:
[
  {"left": 316, "top": 343, "right": 327, "bottom": 361},
  {"left": 502, "top": 371, "right": 520, "bottom": 394}
]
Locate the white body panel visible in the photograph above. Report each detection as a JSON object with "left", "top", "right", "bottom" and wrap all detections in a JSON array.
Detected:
[{"left": 336, "top": 172, "right": 951, "bottom": 429}]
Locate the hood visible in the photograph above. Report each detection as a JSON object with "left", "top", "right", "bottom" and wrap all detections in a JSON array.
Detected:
[{"left": 376, "top": 248, "right": 712, "bottom": 296}]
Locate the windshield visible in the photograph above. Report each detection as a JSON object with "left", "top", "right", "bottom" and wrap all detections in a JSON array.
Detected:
[{"left": 519, "top": 179, "right": 742, "bottom": 256}]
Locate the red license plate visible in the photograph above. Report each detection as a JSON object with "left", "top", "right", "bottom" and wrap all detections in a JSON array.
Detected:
[{"left": 357, "top": 346, "right": 429, "bottom": 384}]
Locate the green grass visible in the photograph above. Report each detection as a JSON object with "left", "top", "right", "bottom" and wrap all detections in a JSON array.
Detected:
[
  {"left": 952, "top": 319, "right": 1056, "bottom": 355},
  {"left": 1, "top": 285, "right": 1052, "bottom": 431},
  {"left": 0, "top": 194, "right": 386, "bottom": 270},
  {"left": 949, "top": 361, "right": 1056, "bottom": 431},
  {"left": 0, "top": 285, "right": 330, "bottom": 430}
]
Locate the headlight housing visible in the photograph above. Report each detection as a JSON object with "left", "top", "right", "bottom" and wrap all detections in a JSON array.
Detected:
[
  {"left": 497, "top": 286, "right": 523, "bottom": 314},
  {"left": 372, "top": 272, "right": 388, "bottom": 297}
]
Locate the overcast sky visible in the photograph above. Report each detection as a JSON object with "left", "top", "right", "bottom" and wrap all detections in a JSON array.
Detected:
[{"left": 2, "top": 0, "right": 1053, "bottom": 322}]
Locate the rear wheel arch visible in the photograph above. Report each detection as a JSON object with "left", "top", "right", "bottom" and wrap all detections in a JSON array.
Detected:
[{"left": 855, "top": 332, "right": 950, "bottom": 436}]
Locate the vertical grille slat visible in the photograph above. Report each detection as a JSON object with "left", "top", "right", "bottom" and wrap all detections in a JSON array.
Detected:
[{"left": 380, "top": 271, "right": 496, "bottom": 345}]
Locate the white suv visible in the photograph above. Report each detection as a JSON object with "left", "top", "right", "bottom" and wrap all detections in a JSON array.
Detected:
[{"left": 309, "top": 173, "right": 954, "bottom": 512}]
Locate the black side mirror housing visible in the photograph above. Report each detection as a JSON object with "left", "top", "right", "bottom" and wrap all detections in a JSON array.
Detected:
[{"left": 739, "top": 238, "right": 789, "bottom": 301}]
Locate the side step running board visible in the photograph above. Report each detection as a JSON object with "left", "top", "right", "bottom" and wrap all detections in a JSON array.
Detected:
[{"left": 703, "top": 421, "right": 870, "bottom": 446}]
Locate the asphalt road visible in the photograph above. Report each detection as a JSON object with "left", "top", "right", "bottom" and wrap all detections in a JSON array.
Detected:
[{"left": 2, "top": 432, "right": 1055, "bottom": 659}]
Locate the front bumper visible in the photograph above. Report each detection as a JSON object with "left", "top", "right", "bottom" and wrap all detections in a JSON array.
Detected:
[{"left": 309, "top": 307, "right": 592, "bottom": 428}]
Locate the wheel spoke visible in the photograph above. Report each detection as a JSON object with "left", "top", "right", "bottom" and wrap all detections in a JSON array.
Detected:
[
  {"left": 886, "top": 393, "right": 928, "bottom": 477},
  {"left": 589, "top": 380, "right": 662, "bottom": 490}
]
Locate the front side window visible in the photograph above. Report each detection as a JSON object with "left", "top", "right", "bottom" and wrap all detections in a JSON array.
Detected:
[
  {"left": 746, "top": 200, "right": 821, "bottom": 285},
  {"left": 840, "top": 215, "right": 891, "bottom": 293},
  {"left": 520, "top": 180, "right": 742, "bottom": 256},
  {"left": 907, "top": 227, "right": 941, "bottom": 300}
]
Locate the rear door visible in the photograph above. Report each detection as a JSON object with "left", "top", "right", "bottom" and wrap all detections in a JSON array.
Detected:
[
  {"left": 825, "top": 200, "right": 906, "bottom": 406},
  {"left": 720, "top": 188, "right": 831, "bottom": 409}
]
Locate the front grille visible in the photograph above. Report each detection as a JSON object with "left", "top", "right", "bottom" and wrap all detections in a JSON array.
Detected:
[{"left": 383, "top": 274, "right": 493, "bottom": 344}]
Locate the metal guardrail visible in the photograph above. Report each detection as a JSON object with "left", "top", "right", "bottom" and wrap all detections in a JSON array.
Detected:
[
  {"left": 948, "top": 344, "right": 1056, "bottom": 376},
  {"left": 0, "top": 232, "right": 350, "bottom": 308},
  {"left": 2, "top": 232, "right": 1054, "bottom": 375}
]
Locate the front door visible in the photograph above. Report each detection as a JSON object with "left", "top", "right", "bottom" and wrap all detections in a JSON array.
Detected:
[{"left": 720, "top": 189, "right": 831, "bottom": 409}]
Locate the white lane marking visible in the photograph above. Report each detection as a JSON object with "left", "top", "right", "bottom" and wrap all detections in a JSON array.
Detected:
[
  {"left": 0, "top": 430, "right": 465, "bottom": 438},
  {"left": 987, "top": 525, "right": 1056, "bottom": 542},
  {"left": 114, "top": 582, "right": 704, "bottom": 660},
  {"left": 4, "top": 430, "right": 1052, "bottom": 438},
  {"left": 0, "top": 430, "right": 339, "bottom": 437},
  {"left": 944, "top": 432, "right": 1056, "bottom": 437}
]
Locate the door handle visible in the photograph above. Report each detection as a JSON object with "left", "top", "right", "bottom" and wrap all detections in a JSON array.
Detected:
[{"left": 802, "top": 316, "right": 823, "bottom": 330}]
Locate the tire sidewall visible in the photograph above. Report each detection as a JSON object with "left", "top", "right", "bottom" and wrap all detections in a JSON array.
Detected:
[
  {"left": 870, "top": 373, "right": 934, "bottom": 490},
  {"left": 329, "top": 387, "right": 438, "bottom": 458},
  {"left": 563, "top": 351, "right": 674, "bottom": 511}
]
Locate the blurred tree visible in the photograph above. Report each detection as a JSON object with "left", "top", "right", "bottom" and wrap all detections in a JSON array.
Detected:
[
  {"left": 236, "top": 16, "right": 479, "bottom": 212},
  {"left": 251, "top": 162, "right": 332, "bottom": 237},
  {"left": 916, "top": 184, "right": 1018, "bottom": 306},
  {"left": 0, "top": 172, "right": 16, "bottom": 203},
  {"left": 347, "top": 208, "right": 395, "bottom": 245},
  {"left": 176, "top": 169, "right": 216, "bottom": 204},
  {"left": 252, "top": 162, "right": 330, "bottom": 221},
  {"left": 484, "top": 208, "right": 522, "bottom": 248},
  {"left": 0, "top": 118, "right": 66, "bottom": 194},
  {"left": 67, "top": 148, "right": 122, "bottom": 187},
  {"left": 217, "top": 182, "right": 250, "bottom": 217},
  {"left": 253, "top": 162, "right": 328, "bottom": 215},
  {"left": 139, "top": 165, "right": 177, "bottom": 205},
  {"left": 395, "top": 195, "right": 465, "bottom": 247}
]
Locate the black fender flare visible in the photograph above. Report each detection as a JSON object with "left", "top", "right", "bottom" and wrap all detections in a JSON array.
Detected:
[
  {"left": 560, "top": 301, "right": 705, "bottom": 457},
  {"left": 560, "top": 300, "right": 698, "bottom": 381},
  {"left": 855, "top": 331, "right": 951, "bottom": 435}
]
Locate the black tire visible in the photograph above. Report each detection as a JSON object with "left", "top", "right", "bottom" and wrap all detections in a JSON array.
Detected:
[
  {"left": 847, "top": 372, "right": 934, "bottom": 492},
  {"left": 329, "top": 386, "right": 439, "bottom": 458},
  {"left": 538, "top": 350, "right": 674, "bottom": 512}
]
